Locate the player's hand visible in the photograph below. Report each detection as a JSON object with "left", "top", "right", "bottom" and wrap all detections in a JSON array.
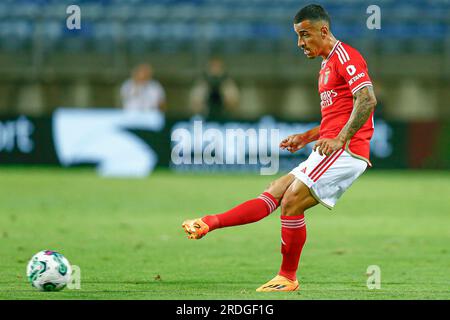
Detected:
[
  {"left": 313, "top": 138, "right": 345, "bottom": 156},
  {"left": 279, "top": 134, "right": 309, "bottom": 153}
]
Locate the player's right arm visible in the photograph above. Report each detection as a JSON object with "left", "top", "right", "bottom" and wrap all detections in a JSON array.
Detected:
[{"left": 279, "top": 126, "right": 320, "bottom": 153}]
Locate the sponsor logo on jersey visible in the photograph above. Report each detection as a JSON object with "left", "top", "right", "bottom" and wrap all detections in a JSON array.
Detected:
[
  {"left": 346, "top": 65, "right": 357, "bottom": 76},
  {"left": 320, "top": 90, "right": 338, "bottom": 108},
  {"left": 349, "top": 72, "right": 366, "bottom": 86}
]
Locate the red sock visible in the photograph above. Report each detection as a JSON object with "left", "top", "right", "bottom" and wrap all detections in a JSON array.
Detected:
[
  {"left": 278, "top": 214, "right": 307, "bottom": 281},
  {"left": 202, "top": 192, "right": 278, "bottom": 231}
]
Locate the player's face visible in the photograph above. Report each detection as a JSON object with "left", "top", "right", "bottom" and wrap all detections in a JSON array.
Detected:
[{"left": 294, "top": 20, "right": 327, "bottom": 59}]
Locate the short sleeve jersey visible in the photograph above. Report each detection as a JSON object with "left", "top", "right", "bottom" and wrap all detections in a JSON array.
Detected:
[{"left": 318, "top": 40, "right": 374, "bottom": 164}]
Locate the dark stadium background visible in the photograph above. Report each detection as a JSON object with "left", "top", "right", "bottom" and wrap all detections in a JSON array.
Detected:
[{"left": 0, "top": 0, "right": 448, "bottom": 171}]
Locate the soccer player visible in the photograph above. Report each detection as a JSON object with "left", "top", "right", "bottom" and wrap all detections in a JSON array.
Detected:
[{"left": 182, "top": 4, "right": 377, "bottom": 292}]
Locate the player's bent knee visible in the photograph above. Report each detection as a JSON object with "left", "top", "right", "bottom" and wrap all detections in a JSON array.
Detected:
[
  {"left": 264, "top": 174, "right": 295, "bottom": 202},
  {"left": 281, "top": 194, "right": 306, "bottom": 216},
  {"left": 280, "top": 195, "right": 296, "bottom": 216},
  {"left": 281, "top": 180, "right": 318, "bottom": 216}
]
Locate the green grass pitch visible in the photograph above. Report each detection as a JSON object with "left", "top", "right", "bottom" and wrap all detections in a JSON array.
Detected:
[{"left": 0, "top": 168, "right": 449, "bottom": 300}]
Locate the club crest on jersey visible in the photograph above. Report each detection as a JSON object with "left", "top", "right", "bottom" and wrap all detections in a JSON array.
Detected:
[
  {"left": 320, "top": 68, "right": 331, "bottom": 85},
  {"left": 323, "top": 69, "right": 331, "bottom": 85}
]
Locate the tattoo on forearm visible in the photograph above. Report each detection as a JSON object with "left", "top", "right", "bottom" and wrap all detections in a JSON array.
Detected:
[{"left": 338, "top": 86, "right": 376, "bottom": 142}]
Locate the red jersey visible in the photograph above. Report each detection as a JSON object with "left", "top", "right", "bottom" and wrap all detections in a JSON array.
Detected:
[{"left": 318, "top": 40, "right": 374, "bottom": 165}]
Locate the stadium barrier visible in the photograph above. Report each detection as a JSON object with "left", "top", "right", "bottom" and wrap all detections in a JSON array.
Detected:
[{"left": 0, "top": 109, "right": 448, "bottom": 176}]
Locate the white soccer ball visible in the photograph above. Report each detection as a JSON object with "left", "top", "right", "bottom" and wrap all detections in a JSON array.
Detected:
[{"left": 26, "top": 250, "right": 72, "bottom": 291}]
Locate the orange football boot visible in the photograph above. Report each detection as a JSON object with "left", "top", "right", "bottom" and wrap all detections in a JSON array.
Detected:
[
  {"left": 182, "top": 218, "right": 210, "bottom": 240},
  {"left": 255, "top": 275, "right": 299, "bottom": 292}
]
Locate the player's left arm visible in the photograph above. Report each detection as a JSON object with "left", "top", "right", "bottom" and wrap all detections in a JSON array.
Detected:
[
  {"left": 337, "top": 86, "right": 377, "bottom": 142},
  {"left": 314, "top": 86, "right": 377, "bottom": 156}
]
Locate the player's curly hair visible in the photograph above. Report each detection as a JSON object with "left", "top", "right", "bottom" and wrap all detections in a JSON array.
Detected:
[{"left": 294, "top": 4, "right": 331, "bottom": 27}]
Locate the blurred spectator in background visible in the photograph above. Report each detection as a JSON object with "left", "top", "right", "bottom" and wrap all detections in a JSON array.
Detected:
[
  {"left": 120, "top": 63, "right": 166, "bottom": 114},
  {"left": 189, "top": 57, "right": 240, "bottom": 121}
]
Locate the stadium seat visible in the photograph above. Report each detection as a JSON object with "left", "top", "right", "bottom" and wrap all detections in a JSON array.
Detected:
[{"left": 0, "top": 0, "right": 448, "bottom": 56}]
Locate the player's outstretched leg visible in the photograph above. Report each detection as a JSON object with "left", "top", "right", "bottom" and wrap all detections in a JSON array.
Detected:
[
  {"left": 256, "top": 179, "right": 317, "bottom": 292},
  {"left": 182, "top": 174, "right": 295, "bottom": 240},
  {"left": 182, "top": 192, "right": 278, "bottom": 240}
]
